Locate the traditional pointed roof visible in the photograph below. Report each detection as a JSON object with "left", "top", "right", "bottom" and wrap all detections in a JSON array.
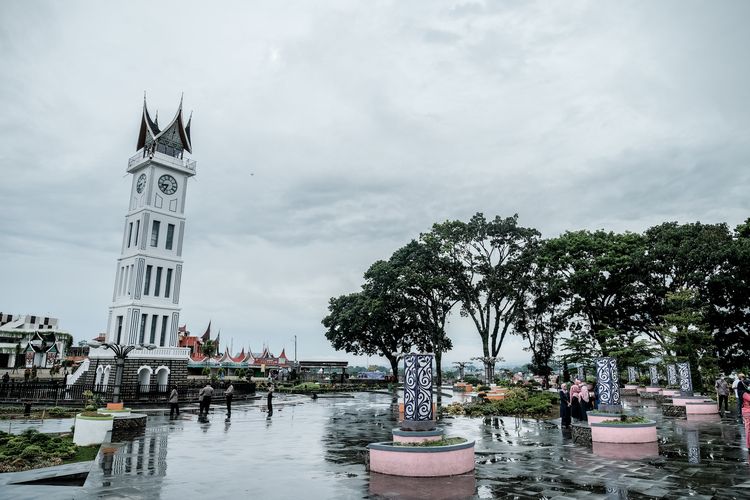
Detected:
[
  {"left": 279, "top": 348, "right": 287, "bottom": 359},
  {"left": 230, "top": 348, "right": 246, "bottom": 363},
  {"left": 136, "top": 94, "right": 192, "bottom": 154}
]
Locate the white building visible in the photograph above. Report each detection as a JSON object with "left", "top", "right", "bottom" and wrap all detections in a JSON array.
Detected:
[
  {"left": 105, "top": 96, "right": 195, "bottom": 351},
  {"left": 0, "top": 313, "right": 72, "bottom": 369}
]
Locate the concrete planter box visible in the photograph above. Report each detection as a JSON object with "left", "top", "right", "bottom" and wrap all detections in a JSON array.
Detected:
[
  {"left": 73, "top": 413, "right": 113, "bottom": 446},
  {"left": 592, "top": 441, "right": 659, "bottom": 460},
  {"left": 97, "top": 408, "right": 132, "bottom": 416},
  {"left": 672, "top": 396, "right": 711, "bottom": 407},
  {"left": 645, "top": 387, "right": 662, "bottom": 394},
  {"left": 685, "top": 401, "right": 718, "bottom": 415},
  {"left": 392, "top": 428, "right": 443, "bottom": 444},
  {"left": 368, "top": 440, "right": 475, "bottom": 477},
  {"left": 661, "top": 389, "right": 681, "bottom": 397},
  {"left": 590, "top": 420, "right": 657, "bottom": 444}
]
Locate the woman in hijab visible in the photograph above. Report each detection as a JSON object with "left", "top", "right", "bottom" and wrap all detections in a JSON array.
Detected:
[
  {"left": 742, "top": 390, "right": 750, "bottom": 449},
  {"left": 570, "top": 383, "right": 582, "bottom": 421},
  {"left": 559, "top": 383, "right": 571, "bottom": 427},
  {"left": 579, "top": 381, "right": 590, "bottom": 421}
]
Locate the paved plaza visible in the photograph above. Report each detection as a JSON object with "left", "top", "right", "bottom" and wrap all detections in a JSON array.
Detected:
[{"left": 2, "top": 392, "right": 750, "bottom": 499}]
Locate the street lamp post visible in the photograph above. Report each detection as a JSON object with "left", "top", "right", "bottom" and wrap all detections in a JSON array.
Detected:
[{"left": 88, "top": 341, "right": 156, "bottom": 404}]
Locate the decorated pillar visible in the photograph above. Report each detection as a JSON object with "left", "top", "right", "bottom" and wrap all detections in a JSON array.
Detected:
[
  {"left": 677, "top": 361, "right": 693, "bottom": 396},
  {"left": 667, "top": 364, "right": 678, "bottom": 387},
  {"left": 649, "top": 365, "right": 659, "bottom": 387},
  {"left": 627, "top": 366, "right": 637, "bottom": 384},
  {"left": 595, "top": 357, "right": 622, "bottom": 413},
  {"left": 402, "top": 353, "right": 435, "bottom": 431},
  {"left": 577, "top": 366, "right": 585, "bottom": 381}
]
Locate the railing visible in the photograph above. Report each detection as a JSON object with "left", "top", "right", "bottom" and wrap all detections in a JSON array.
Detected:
[
  {"left": 0, "top": 380, "right": 256, "bottom": 405},
  {"left": 65, "top": 358, "right": 89, "bottom": 386},
  {"left": 128, "top": 149, "right": 197, "bottom": 172},
  {"left": 88, "top": 346, "right": 191, "bottom": 360}
]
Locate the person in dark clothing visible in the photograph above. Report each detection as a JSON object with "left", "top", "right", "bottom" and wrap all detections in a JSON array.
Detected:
[
  {"left": 570, "top": 384, "right": 582, "bottom": 421},
  {"left": 169, "top": 385, "right": 179, "bottom": 419},
  {"left": 715, "top": 376, "right": 729, "bottom": 417},
  {"left": 736, "top": 374, "right": 747, "bottom": 419},
  {"left": 559, "top": 383, "right": 571, "bottom": 427},
  {"left": 225, "top": 382, "right": 234, "bottom": 417},
  {"left": 267, "top": 389, "right": 273, "bottom": 416}
]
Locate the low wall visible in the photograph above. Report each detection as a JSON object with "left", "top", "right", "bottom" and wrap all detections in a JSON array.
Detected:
[
  {"left": 368, "top": 440, "right": 475, "bottom": 477},
  {"left": 590, "top": 421, "right": 657, "bottom": 444}
]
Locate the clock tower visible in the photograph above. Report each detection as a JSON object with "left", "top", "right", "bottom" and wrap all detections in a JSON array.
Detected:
[{"left": 106, "top": 96, "right": 195, "bottom": 349}]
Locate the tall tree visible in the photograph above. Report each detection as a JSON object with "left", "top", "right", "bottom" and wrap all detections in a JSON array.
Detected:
[
  {"left": 323, "top": 263, "right": 418, "bottom": 379},
  {"left": 515, "top": 243, "right": 567, "bottom": 389},
  {"left": 389, "top": 239, "right": 458, "bottom": 402},
  {"left": 429, "top": 213, "right": 540, "bottom": 383},
  {"left": 541, "top": 230, "right": 645, "bottom": 356}
]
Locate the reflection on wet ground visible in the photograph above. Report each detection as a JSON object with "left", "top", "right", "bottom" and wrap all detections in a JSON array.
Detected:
[{"left": 6, "top": 391, "right": 750, "bottom": 498}]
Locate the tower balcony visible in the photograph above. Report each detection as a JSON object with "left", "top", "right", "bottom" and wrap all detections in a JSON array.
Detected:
[
  {"left": 89, "top": 345, "right": 191, "bottom": 360},
  {"left": 128, "top": 148, "right": 197, "bottom": 176}
]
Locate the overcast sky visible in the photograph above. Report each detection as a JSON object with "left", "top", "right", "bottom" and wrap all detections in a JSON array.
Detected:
[{"left": 1, "top": 1, "right": 749, "bottom": 370}]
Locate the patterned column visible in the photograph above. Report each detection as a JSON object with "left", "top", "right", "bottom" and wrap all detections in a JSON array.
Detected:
[
  {"left": 649, "top": 365, "right": 659, "bottom": 387},
  {"left": 595, "top": 357, "right": 622, "bottom": 412},
  {"left": 402, "top": 353, "right": 434, "bottom": 431},
  {"left": 667, "top": 364, "right": 678, "bottom": 387},
  {"left": 627, "top": 366, "right": 637, "bottom": 384},
  {"left": 577, "top": 366, "right": 585, "bottom": 380},
  {"left": 677, "top": 361, "right": 693, "bottom": 396}
]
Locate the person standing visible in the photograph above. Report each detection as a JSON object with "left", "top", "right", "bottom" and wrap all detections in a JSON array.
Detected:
[
  {"left": 267, "top": 387, "right": 274, "bottom": 416},
  {"left": 734, "top": 374, "right": 747, "bottom": 419},
  {"left": 570, "top": 383, "right": 582, "bottom": 421},
  {"left": 579, "top": 381, "right": 590, "bottom": 421},
  {"left": 169, "top": 385, "right": 179, "bottom": 419},
  {"left": 742, "top": 390, "right": 750, "bottom": 450},
  {"left": 225, "top": 382, "right": 234, "bottom": 417},
  {"left": 715, "top": 376, "right": 729, "bottom": 417},
  {"left": 201, "top": 382, "right": 214, "bottom": 416},
  {"left": 559, "top": 383, "right": 571, "bottom": 427}
]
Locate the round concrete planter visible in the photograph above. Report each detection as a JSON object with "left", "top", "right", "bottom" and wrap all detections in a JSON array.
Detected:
[
  {"left": 592, "top": 441, "right": 659, "bottom": 460},
  {"left": 368, "top": 439, "right": 475, "bottom": 477},
  {"left": 73, "top": 413, "right": 114, "bottom": 446},
  {"left": 97, "top": 408, "right": 132, "bottom": 416},
  {"left": 392, "top": 428, "right": 443, "bottom": 444},
  {"left": 590, "top": 420, "right": 657, "bottom": 444},
  {"left": 685, "top": 401, "right": 718, "bottom": 415}
]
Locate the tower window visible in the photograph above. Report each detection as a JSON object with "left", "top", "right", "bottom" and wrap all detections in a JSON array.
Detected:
[
  {"left": 128, "top": 222, "right": 133, "bottom": 247},
  {"left": 151, "top": 220, "right": 161, "bottom": 247},
  {"left": 166, "top": 224, "right": 175, "bottom": 250},
  {"left": 135, "top": 220, "right": 140, "bottom": 246},
  {"left": 154, "top": 267, "right": 163, "bottom": 297},
  {"left": 139, "top": 313, "right": 147, "bottom": 344},
  {"left": 165, "top": 269, "right": 173, "bottom": 298},
  {"left": 144, "top": 265, "right": 152, "bottom": 296},
  {"left": 150, "top": 314, "right": 158, "bottom": 344},
  {"left": 160, "top": 315, "right": 169, "bottom": 346},
  {"left": 116, "top": 316, "right": 123, "bottom": 344}
]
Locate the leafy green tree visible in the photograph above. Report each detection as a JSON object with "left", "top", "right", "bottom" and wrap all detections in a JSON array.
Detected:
[
  {"left": 429, "top": 213, "right": 540, "bottom": 382},
  {"left": 202, "top": 340, "right": 217, "bottom": 359},
  {"left": 660, "top": 290, "right": 717, "bottom": 392},
  {"left": 541, "top": 230, "right": 646, "bottom": 355},
  {"left": 323, "top": 284, "right": 416, "bottom": 379},
  {"left": 388, "top": 239, "right": 458, "bottom": 400}
]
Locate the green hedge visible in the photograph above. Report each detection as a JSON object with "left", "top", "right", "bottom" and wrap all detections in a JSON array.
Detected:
[
  {"left": 0, "top": 429, "right": 98, "bottom": 472},
  {"left": 445, "top": 387, "right": 557, "bottom": 418}
]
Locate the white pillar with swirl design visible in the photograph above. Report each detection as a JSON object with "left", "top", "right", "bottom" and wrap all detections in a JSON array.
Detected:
[
  {"left": 595, "top": 357, "right": 622, "bottom": 413},
  {"left": 402, "top": 353, "right": 435, "bottom": 431}
]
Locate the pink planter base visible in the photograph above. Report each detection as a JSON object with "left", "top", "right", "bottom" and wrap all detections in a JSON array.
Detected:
[
  {"left": 645, "top": 387, "right": 662, "bottom": 394},
  {"left": 368, "top": 441, "right": 475, "bottom": 477},
  {"left": 590, "top": 422, "right": 658, "bottom": 443},
  {"left": 685, "top": 402, "right": 719, "bottom": 415},
  {"left": 587, "top": 413, "right": 625, "bottom": 425},
  {"left": 592, "top": 441, "right": 659, "bottom": 460}
]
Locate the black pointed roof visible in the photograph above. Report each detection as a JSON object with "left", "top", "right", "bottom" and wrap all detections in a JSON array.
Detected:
[{"left": 136, "top": 96, "right": 192, "bottom": 154}]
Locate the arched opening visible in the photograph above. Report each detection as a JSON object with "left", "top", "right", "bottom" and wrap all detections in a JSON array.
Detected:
[
  {"left": 138, "top": 366, "right": 152, "bottom": 392},
  {"left": 94, "top": 366, "right": 104, "bottom": 389},
  {"left": 102, "top": 365, "right": 111, "bottom": 389},
  {"left": 155, "top": 366, "right": 170, "bottom": 391}
]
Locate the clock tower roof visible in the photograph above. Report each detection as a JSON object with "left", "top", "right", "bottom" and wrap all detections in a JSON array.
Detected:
[{"left": 136, "top": 94, "right": 193, "bottom": 154}]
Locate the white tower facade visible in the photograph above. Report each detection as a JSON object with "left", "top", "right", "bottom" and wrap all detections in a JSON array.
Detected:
[{"left": 105, "top": 97, "right": 196, "bottom": 349}]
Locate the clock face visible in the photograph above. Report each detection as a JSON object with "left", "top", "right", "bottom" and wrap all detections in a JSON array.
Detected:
[
  {"left": 158, "top": 174, "right": 178, "bottom": 195},
  {"left": 136, "top": 174, "right": 147, "bottom": 194}
]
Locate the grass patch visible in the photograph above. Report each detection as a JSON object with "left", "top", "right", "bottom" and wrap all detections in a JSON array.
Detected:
[
  {"left": 600, "top": 415, "right": 650, "bottom": 424},
  {"left": 444, "top": 387, "right": 557, "bottom": 418},
  {"left": 0, "top": 429, "right": 99, "bottom": 473},
  {"left": 392, "top": 437, "right": 467, "bottom": 447}
]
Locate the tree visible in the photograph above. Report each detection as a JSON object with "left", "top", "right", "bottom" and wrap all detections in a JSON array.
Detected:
[
  {"left": 388, "top": 239, "right": 458, "bottom": 402},
  {"left": 323, "top": 286, "right": 416, "bottom": 379},
  {"left": 430, "top": 213, "right": 540, "bottom": 382},
  {"left": 202, "top": 340, "right": 217, "bottom": 359},
  {"left": 660, "top": 289, "right": 717, "bottom": 393},
  {"left": 542, "top": 230, "right": 646, "bottom": 356},
  {"left": 515, "top": 243, "right": 567, "bottom": 389}
]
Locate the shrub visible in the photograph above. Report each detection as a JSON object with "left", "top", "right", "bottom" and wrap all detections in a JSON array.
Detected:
[
  {"left": 477, "top": 385, "right": 491, "bottom": 392},
  {"left": 20, "top": 444, "right": 44, "bottom": 461}
]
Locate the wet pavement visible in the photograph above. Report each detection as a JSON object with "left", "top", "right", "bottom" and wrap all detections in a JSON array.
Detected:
[{"left": 2, "top": 392, "right": 750, "bottom": 499}]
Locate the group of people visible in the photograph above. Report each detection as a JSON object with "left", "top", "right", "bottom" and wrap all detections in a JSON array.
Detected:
[
  {"left": 558, "top": 379, "right": 594, "bottom": 427},
  {"left": 167, "top": 382, "right": 235, "bottom": 420},
  {"left": 719, "top": 373, "right": 750, "bottom": 448}
]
